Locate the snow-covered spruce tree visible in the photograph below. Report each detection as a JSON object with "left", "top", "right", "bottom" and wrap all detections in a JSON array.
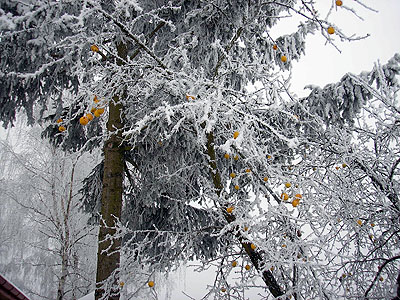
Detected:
[
  {"left": 0, "top": 125, "right": 97, "bottom": 300},
  {"left": 0, "top": 0, "right": 384, "bottom": 299}
]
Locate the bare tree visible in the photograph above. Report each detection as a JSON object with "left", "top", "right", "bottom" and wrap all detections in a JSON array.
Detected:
[{"left": 0, "top": 125, "right": 97, "bottom": 300}]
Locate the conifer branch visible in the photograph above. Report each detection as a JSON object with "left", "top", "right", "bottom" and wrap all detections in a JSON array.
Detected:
[
  {"left": 130, "top": 21, "right": 166, "bottom": 61},
  {"left": 88, "top": 1, "right": 170, "bottom": 73},
  {"left": 213, "top": 26, "right": 243, "bottom": 80}
]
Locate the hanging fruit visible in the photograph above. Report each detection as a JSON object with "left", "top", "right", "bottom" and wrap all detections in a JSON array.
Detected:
[
  {"left": 94, "top": 108, "right": 105, "bottom": 117},
  {"left": 281, "top": 193, "right": 289, "bottom": 201},
  {"left": 294, "top": 193, "right": 302, "bottom": 200},
  {"left": 91, "top": 45, "right": 99, "bottom": 52},
  {"left": 327, "top": 27, "right": 335, "bottom": 35},
  {"left": 79, "top": 116, "right": 89, "bottom": 125},
  {"left": 292, "top": 198, "right": 300, "bottom": 207},
  {"left": 86, "top": 113, "right": 94, "bottom": 121}
]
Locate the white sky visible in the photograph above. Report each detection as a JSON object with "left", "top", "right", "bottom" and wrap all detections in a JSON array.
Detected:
[{"left": 288, "top": 0, "right": 400, "bottom": 96}]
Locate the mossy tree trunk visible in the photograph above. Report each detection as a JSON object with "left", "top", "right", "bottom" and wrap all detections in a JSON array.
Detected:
[{"left": 95, "top": 43, "right": 127, "bottom": 300}]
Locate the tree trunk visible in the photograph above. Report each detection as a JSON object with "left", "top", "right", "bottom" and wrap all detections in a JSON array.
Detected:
[
  {"left": 95, "top": 95, "right": 124, "bottom": 300},
  {"left": 95, "top": 43, "right": 126, "bottom": 300},
  {"left": 56, "top": 247, "right": 68, "bottom": 300}
]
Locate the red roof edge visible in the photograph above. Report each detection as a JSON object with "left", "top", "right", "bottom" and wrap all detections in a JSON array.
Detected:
[{"left": 0, "top": 274, "right": 31, "bottom": 300}]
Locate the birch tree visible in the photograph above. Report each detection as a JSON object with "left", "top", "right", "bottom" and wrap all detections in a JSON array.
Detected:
[{"left": 0, "top": 125, "right": 97, "bottom": 300}]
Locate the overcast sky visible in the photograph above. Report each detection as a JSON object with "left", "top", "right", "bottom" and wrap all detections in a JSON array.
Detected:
[{"left": 288, "top": 0, "right": 400, "bottom": 96}]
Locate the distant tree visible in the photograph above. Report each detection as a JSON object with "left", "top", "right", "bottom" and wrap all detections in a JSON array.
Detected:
[
  {"left": 0, "top": 125, "right": 97, "bottom": 300},
  {"left": 1, "top": 1, "right": 398, "bottom": 300}
]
